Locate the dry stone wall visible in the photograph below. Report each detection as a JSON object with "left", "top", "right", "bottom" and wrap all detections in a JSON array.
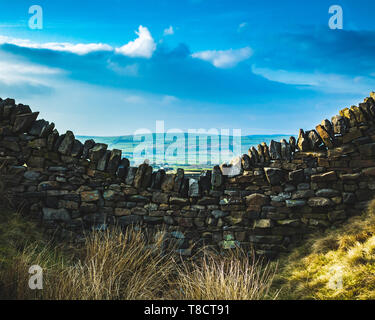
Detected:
[{"left": 2, "top": 94, "right": 375, "bottom": 258}]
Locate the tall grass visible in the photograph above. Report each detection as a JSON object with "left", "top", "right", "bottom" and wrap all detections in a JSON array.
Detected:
[
  {"left": 0, "top": 212, "right": 276, "bottom": 300},
  {"left": 50, "top": 227, "right": 175, "bottom": 300},
  {"left": 171, "top": 249, "right": 278, "bottom": 300}
]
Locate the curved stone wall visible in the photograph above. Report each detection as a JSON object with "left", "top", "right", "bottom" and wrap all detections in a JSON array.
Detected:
[{"left": 1, "top": 94, "right": 375, "bottom": 258}]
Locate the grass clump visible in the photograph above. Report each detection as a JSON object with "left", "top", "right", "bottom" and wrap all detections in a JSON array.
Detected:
[{"left": 171, "top": 249, "right": 278, "bottom": 300}]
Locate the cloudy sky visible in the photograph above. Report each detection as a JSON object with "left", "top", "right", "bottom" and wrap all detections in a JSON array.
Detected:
[{"left": 0, "top": 0, "right": 374, "bottom": 136}]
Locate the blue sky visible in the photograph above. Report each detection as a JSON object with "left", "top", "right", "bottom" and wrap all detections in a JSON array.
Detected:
[{"left": 0, "top": 0, "right": 375, "bottom": 136}]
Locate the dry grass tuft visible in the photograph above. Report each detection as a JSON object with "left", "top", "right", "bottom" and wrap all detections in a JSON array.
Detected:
[{"left": 171, "top": 249, "right": 278, "bottom": 300}]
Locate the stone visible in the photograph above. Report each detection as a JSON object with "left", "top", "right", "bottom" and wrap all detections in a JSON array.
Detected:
[
  {"left": 43, "top": 208, "right": 70, "bottom": 221},
  {"left": 116, "top": 158, "right": 130, "bottom": 179},
  {"left": 307, "top": 197, "right": 334, "bottom": 207},
  {"left": 82, "top": 139, "right": 95, "bottom": 159},
  {"left": 315, "top": 125, "right": 334, "bottom": 149},
  {"left": 71, "top": 139, "right": 84, "bottom": 158},
  {"left": 350, "top": 106, "right": 366, "bottom": 124},
  {"left": 58, "top": 131, "right": 75, "bottom": 155},
  {"left": 311, "top": 171, "right": 336, "bottom": 182},
  {"left": 264, "top": 167, "right": 284, "bottom": 185},
  {"left": 246, "top": 193, "right": 269, "bottom": 206},
  {"left": 340, "top": 173, "right": 361, "bottom": 181},
  {"left": 291, "top": 190, "right": 314, "bottom": 199},
  {"left": 315, "top": 189, "right": 340, "bottom": 197},
  {"left": 359, "top": 143, "right": 375, "bottom": 157},
  {"left": 211, "top": 165, "right": 223, "bottom": 188},
  {"left": 29, "top": 119, "right": 50, "bottom": 137},
  {"left": 261, "top": 142, "right": 271, "bottom": 162},
  {"left": 133, "top": 163, "right": 148, "bottom": 189},
  {"left": 0, "top": 139, "right": 20, "bottom": 151},
  {"left": 289, "top": 169, "right": 304, "bottom": 183},
  {"left": 24, "top": 170, "right": 41, "bottom": 181},
  {"left": 188, "top": 179, "right": 200, "bottom": 197},
  {"left": 118, "top": 215, "right": 142, "bottom": 226},
  {"left": 332, "top": 114, "right": 348, "bottom": 135},
  {"left": 254, "top": 219, "right": 273, "bottom": 228},
  {"left": 47, "top": 130, "right": 59, "bottom": 151},
  {"left": 289, "top": 136, "right": 297, "bottom": 153},
  {"left": 321, "top": 119, "right": 334, "bottom": 136},
  {"left": 249, "top": 147, "right": 259, "bottom": 164},
  {"left": 142, "top": 165, "right": 153, "bottom": 188},
  {"left": 89, "top": 143, "right": 108, "bottom": 163},
  {"left": 343, "top": 192, "right": 356, "bottom": 204},
  {"left": 241, "top": 154, "right": 251, "bottom": 170},
  {"left": 343, "top": 128, "right": 362, "bottom": 144},
  {"left": 297, "top": 129, "right": 309, "bottom": 151},
  {"left": 114, "top": 208, "right": 131, "bottom": 216},
  {"left": 286, "top": 200, "right": 306, "bottom": 208},
  {"left": 151, "top": 169, "right": 165, "bottom": 189},
  {"left": 97, "top": 150, "right": 110, "bottom": 171},
  {"left": 173, "top": 168, "right": 184, "bottom": 192},
  {"left": 271, "top": 192, "right": 291, "bottom": 202},
  {"left": 169, "top": 197, "right": 189, "bottom": 205},
  {"left": 328, "top": 210, "right": 346, "bottom": 222},
  {"left": 280, "top": 139, "right": 292, "bottom": 161},
  {"left": 161, "top": 173, "right": 175, "bottom": 192},
  {"left": 103, "top": 190, "right": 116, "bottom": 201},
  {"left": 80, "top": 202, "right": 98, "bottom": 214},
  {"left": 328, "top": 144, "right": 356, "bottom": 158},
  {"left": 13, "top": 112, "right": 39, "bottom": 133},
  {"left": 81, "top": 190, "right": 100, "bottom": 202},
  {"left": 307, "top": 130, "right": 322, "bottom": 150},
  {"left": 362, "top": 167, "right": 375, "bottom": 176},
  {"left": 269, "top": 140, "right": 282, "bottom": 160},
  {"left": 152, "top": 192, "right": 169, "bottom": 204},
  {"left": 221, "top": 157, "right": 242, "bottom": 177},
  {"left": 340, "top": 107, "right": 357, "bottom": 126},
  {"left": 257, "top": 144, "right": 265, "bottom": 163},
  {"left": 38, "top": 181, "right": 59, "bottom": 191},
  {"left": 180, "top": 178, "right": 190, "bottom": 197},
  {"left": 211, "top": 210, "right": 229, "bottom": 219},
  {"left": 199, "top": 170, "right": 211, "bottom": 194},
  {"left": 106, "top": 149, "right": 122, "bottom": 174},
  {"left": 125, "top": 167, "right": 138, "bottom": 185}
]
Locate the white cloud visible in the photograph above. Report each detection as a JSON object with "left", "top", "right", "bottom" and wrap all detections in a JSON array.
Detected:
[
  {"left": 0, "top": 35, "right": 112, "bottom": 55},
  {"left": 163, "top": 26, "right": 174, "bottom": 36},
  {"left": 251, "top": 65, "right": 375, "bottom": 94},
  {"left": 191, "top": 47, "right": 253, "bottom": 68},
  {"left": 115, "top": 25, "right": 156, "bottom": 58},
  {"left": 0, "top": 56, "right": 63, "bottom": 86},
  {"left": 0, "top": 25, "right": 156, "bottom": 57}
]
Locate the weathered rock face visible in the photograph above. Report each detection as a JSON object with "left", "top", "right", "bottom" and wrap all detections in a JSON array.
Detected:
[{"left": 2, "top": 94, "right": 375, "bottom": 259}]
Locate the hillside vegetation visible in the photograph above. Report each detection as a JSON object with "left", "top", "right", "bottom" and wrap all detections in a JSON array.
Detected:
[{"left": 273, "top": 199, "right": 375, "bottom": 300}]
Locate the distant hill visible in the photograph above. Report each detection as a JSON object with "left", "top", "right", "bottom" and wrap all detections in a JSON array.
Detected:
[{"left": 76, "top": 133, "right": 294, "bottom": 169}]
